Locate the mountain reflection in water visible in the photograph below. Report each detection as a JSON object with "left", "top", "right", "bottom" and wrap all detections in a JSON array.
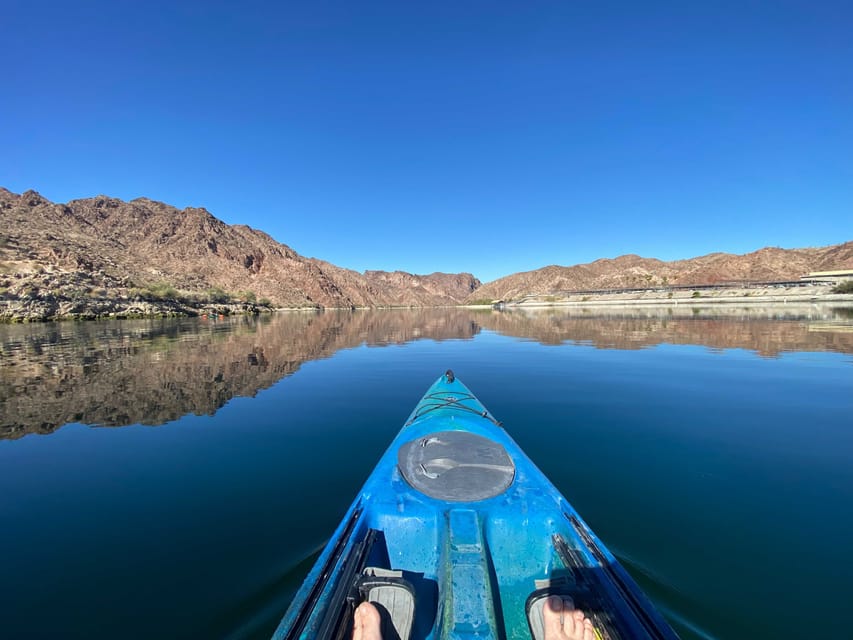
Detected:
[{"left": 2, "top": 304, "right": 852, "bottom": 438}]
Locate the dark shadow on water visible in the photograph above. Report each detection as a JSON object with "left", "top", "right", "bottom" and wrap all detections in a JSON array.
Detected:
[{"left": 212, "top": 550, "right": 323, "bottom": 640}]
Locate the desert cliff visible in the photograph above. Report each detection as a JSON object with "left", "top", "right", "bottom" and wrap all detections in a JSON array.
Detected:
[
  {"left": 1, "top": 187, "right": 850, "bottom": 321},
  {"left": 0, "top": 188, "right": 479, "bottom": 319}
]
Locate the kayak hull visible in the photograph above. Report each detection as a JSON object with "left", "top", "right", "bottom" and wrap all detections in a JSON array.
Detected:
[{"left": 273, "top": 372, "right": 678, "bottom": 640}]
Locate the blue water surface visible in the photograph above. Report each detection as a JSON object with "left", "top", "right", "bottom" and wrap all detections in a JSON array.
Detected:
[{"left": 1, "top": 308, "right": 851, "bottom": 639}]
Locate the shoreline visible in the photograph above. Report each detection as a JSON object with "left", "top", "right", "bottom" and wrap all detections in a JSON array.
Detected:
[
  {"left": 0, "top": 299, "right": 270, "bottom": 323},
  {"left": 485, "top": 284, "right": 853, "bottom": 309},
  {"left": 2, "top": 285, "right": 852, "bottom": 323},
  {"left": 501, "top": 293, "right": 853, "bottom": 309}
]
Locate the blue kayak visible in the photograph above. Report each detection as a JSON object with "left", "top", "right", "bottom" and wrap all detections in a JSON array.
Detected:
[{"left": 273, "top": 371, "right": 679, "bottom": 640}]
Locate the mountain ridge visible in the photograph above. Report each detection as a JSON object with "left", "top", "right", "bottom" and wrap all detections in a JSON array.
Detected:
[
  {"left": 0, "top": 188, "right": 480, "bottom": 318},
  {"left": 469, "top": 242, "right": 853, "bottom": 301},
  {"left": 1, "top": 186, "right": 851, "bottom": 319}
]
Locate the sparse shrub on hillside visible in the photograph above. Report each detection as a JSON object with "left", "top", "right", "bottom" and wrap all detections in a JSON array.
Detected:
[
  {"left": 259, "top": 297, "right": 273, "bottom": 308},
  {"left": 691, "top": 291, "right": 702, "bottom": 298},
  {"left": 204, "top": 287, "right": 230, "bottom": 303},
  {"left": 131, "top": 283, "right": 262, "bottom": 306},
  {"left": 69, "top": 288, "right": 88, "bottom": 302},
  {"left": 144, "top": 281, "right": 178, "bottom": 300},
  {"left": 833, "top": 280, "right": 853, "bottom": 294}
]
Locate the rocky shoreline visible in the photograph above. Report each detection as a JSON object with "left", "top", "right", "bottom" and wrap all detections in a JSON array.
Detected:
[
  {"left": 0, "top": 275, "right": 269, "bottom": 322},
  {"left": 5, "top": 283, "right": 852, "bottom": 323},
  {"left": 0, "top": 296, "right": 267, "bottom": 322},
  {"left": 487, "top": 282, "right": 853, "bottom": 309}
]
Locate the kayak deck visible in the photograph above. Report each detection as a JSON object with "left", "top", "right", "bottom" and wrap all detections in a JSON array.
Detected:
[{"left": 273, "top": 371, "right": 678, "bottom": 640}]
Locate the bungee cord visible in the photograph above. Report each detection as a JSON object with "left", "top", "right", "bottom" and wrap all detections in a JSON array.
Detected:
[{"left": 406, "top": 391, "right": 502, "bottom": 426}]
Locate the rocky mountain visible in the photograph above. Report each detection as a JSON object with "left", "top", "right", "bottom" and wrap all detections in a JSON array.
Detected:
[
  {"left": 469, "top": 243, "right": 853, "bottom": 302},
  {"left": 1, "top": 186, "right": 850, "bottom": 320},
  {"left": 0, "top": 188, "right": 480, "bottom": 318}
]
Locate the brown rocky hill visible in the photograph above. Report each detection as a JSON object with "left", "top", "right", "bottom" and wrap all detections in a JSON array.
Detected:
[
  {"left": 0, "top": 188, "right": 480, "bottom": 315},
  {"left": 2, "top": 186, "right": 850, "bottom": 319},
  {"left": 470, "top": 243, "right": 853, "bottom": 302}
]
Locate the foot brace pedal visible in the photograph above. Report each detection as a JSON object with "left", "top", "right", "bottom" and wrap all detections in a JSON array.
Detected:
[
  {"left": 526, "top": 577, "right": 611, "bottom": 640},
  {"left": 527, "top": 578, "right": 569, "bottom": 640},
  {"left": 357, "top": 567, "right": 415, "bottom": 640}
]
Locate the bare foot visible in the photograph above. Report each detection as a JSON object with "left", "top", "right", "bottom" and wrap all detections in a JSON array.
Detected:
[
  {"left": 542, "top": 595, "right": 597, "bottom": 640},
  {"left": 352, "top": 601, "right": 383, "bottom": 640}
]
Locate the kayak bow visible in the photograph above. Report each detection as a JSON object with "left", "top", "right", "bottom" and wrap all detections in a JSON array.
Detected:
[{"left": 273, "top": 371, "right": 678, "bottom": 640}]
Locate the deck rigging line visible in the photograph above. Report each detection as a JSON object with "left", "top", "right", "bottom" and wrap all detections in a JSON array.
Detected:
[{"left": 405, "top": 391, "right": 502, "bottom": 427}]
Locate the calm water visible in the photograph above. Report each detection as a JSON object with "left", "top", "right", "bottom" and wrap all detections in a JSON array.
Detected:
[{"left": 1, "top": 306, "right": 852, "bottom": 639}]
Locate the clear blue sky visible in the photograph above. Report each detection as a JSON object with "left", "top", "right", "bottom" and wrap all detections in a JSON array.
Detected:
[{"left": 2, "top": 1, "right": 851, "bottom": 282}]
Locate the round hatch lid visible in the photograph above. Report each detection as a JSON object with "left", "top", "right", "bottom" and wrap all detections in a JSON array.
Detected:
[{"left": 397, "top": 431, "right": 515, "bottom": 502}]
